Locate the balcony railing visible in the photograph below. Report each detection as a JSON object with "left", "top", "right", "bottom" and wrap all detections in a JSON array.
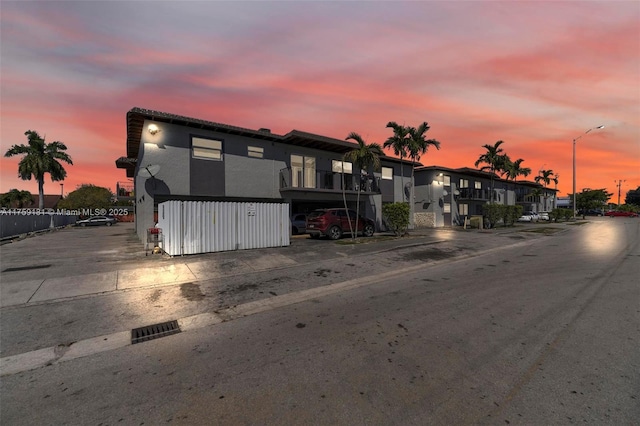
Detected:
[
  {"left": 116, "top": 181, "right": 134, "bottom": 199},
  {"left": 458, "top": 188, "right": 492, "bottom": 200},
  {"left": 280, "top": 168, "right": 380, "bottom": 193}
]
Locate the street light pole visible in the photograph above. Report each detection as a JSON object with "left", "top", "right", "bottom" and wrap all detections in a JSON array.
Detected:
[{"left": 572, "top": 125, "right": 605, "bottom": 219}]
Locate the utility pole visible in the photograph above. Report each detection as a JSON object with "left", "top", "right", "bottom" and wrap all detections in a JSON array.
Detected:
[{"left": 615, "top": 179, "right": 626, "bottom": 206}]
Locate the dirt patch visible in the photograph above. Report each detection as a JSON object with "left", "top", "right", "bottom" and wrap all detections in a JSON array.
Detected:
[
  {"left": 520, "top": 227, "right": 563, "bottom": 235},
  {"left": 180, "top": 283, "right": 206, "bottom": 301},
  {"left": 402, "top": 247, "right": 461, "bottom": 261}
]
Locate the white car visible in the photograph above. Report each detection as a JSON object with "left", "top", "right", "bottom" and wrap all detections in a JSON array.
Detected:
[
  {"left": 539, "top": 212, "right": 550, "bottom": 221},
  {"left": 518, "top": 212, "right": 538, "bottom": 222}
]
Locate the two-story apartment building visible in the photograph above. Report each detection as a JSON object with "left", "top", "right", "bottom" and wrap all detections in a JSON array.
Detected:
[
  {"left": 413, "top": 166, "right": 554, "bottom": 227},
  {"left": 116, "top": 108, "right": 414, "bottom": 241}
]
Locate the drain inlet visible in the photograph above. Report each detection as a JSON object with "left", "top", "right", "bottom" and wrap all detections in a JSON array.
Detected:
[{"left": 131, "top": 320, "right": 181, "bottom": 344}]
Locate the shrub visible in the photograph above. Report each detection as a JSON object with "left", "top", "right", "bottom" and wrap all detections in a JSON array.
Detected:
[
  {"left": 505, "top": 205, "right": 523, "bottom": 226},
  {"left": 382, "top": 202, "right": 410, "bottom": 236},
  {"left": 550, "top": 208, "right": 574, "bottom": 222},
  {"left": 482, "top": 204, "right": 503, "bottom": 228}
]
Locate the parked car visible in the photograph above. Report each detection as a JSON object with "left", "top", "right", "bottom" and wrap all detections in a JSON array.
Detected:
[
  {"left": 291, "top": 213, "right": 307, "bottom": 235},
  {"left": 306, "top": 208, "right": 375, "bottom": 240},
  {"left": 604, "top": 210, "right": 638, "bottom": 217},
  {"left": 76, "top": 216, "right": 117, "bottom": 227},
  {"left": 539, "top": 212, "right": 550, "bottom": 221},
  {"left": 518, "top": 212, "right": 539, "bottom": 222},
  {"left": 578, "top": 209, "right": 603, "bottom": 216}
]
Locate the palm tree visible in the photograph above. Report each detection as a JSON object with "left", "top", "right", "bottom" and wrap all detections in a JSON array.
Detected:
[
  {"left": 407, "top": 122, "right": 441, "bottom": 203},
  {"left": 535, "top": 169, "right": 556, "bottom": 211},
  {"left": 344, "top": 132, "right": 383, "bottom": 240},
  {"left": 474, "top": 141, "right": 505, "bottom": 204},
  {"left": 1, "top": 189, "right": 33, "bottom": 208},
  {"left": 383, "top": 122, "right": 409, "bottom": 200},
  {"left": 4, "top": 130, "right": 72, "bottom": 209},
  {"left": 504, "top": 158, "right": 531, "bottom": 201}
]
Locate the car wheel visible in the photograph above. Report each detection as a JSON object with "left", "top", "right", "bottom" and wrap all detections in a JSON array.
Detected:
[
  {"left": 106, "top": 222, "right": 112, "bottom": 226},
  {"left": 292, "top": 226, "right": 298, "bottom": 235},
  {"left": 363, "top": 224, "right": 374, "bottom": 237},
  {"left": 328, "top": 225, "right": 342, "bottom": 240},
  {"left": 81, "top": 223, "right": 86, "bottom": 227}
]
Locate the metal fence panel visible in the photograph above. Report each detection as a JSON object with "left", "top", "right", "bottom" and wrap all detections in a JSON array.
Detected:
[{"left": 157, "top": 201, "right": 289, "bottom": 256}]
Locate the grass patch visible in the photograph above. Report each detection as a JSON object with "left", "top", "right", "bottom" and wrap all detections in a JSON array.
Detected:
[
  {"left": 335, "top": 235, "right": 399, "bottom": 245},
  {"left": 520, "top": 227, "right": 563, "bottom": 235}
]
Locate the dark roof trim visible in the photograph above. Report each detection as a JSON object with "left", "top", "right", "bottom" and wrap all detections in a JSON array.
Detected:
[{"left": 122, "top": 107, "right": 420, "bottom": 168}]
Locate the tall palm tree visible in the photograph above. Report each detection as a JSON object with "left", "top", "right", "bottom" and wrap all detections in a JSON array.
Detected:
[
  {"left": 474, "top": 141, "right": 505, "bottom": 204},
  {"left": 383, "top": 122, "right": 409, "bottom": 200},
  {"left": 504, "top": 158, "right": 531, "bottom": 199},
  {"left": 535, "top": 169, "right": 555, "bottom": 211},
  {"left": 344, "top": 132, "right": 382, "bottom": 240},
  {"left": 407, "top": 123, "right": 441, "bottom": 203},
  {"left": 4, "top": 130, "right": 72, "bottom": 209}
]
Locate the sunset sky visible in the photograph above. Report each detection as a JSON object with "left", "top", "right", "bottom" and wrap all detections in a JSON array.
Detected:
[{"left": 2, "top": 1, "right": 639, "bottom": 202}]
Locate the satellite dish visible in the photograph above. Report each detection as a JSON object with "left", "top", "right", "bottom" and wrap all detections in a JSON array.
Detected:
[
  {"left": 443, "top": 190, "right": 449, "bottom": 196},
  {"left": 139, "top": 164, "right": 160, "bottom": 178}
]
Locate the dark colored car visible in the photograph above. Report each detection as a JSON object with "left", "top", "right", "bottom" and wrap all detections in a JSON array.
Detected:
[
  {"left": 76, "top": 216, "right": 117, "bottom": 227},
  {"left": 291, "top": 213, "right": 307, "bottom": 235},
  {"left": 578, "top": 209, "right": 604, "bottom": 216},
  {"left": 604, "top": 210, "right": 638, "bottom": 217},
  {"left": 306, "top": 208, "right": 375, "bottom": 240}
]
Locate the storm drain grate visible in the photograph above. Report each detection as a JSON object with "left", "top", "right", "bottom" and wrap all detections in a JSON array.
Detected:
[{"left": 131, "top": 320, "right": 181, "bottom": 344}]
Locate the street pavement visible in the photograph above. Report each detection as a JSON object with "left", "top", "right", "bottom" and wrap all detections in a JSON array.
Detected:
[
  {"left": 0, "top": 220, "right": 569, "bottom": 376},
  {"left": 0, "top": 221, "right": 557, "bottom": 307}
]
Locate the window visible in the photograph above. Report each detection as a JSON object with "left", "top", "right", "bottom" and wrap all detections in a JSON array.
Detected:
[
  {"left": 192, "top": 137, "right": 222, "bottom": 160},
  {"left": 444, "top": 203, "right": 451, "bottom": 213},
  {"left": 332, "top": 160, "right": 352, "bottom": 174},
  {"left": 381, "top": 167, "right": 393, "bottom": 180},
  {"left": 443, "top": 175, "right": 451, "bottom": 186},
  {"left": 291, "top": 155, "right": 316, "bottom": 188},
  {"left": 459, "top": 204, "right": 469, "bottom": 215},
  {"left": 459, "top": 179, "right": 469, "bottom": 188},
  {"left": 475, "top": 181, "right": 482, "bottom": 189},
  {"left": 248, "top": 146, "right": 263, "bottom": 158}
]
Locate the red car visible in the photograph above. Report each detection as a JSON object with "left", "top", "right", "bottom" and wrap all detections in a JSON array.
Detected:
[
  {"left": 604, "top": 210, "right": 638, "bottom": 217},
  {"left": 306, "top": 208, "right": 375, "bottom": 240}
]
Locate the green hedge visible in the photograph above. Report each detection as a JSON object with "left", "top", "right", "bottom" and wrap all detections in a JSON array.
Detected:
[
  {"left": 550, "top": 208, "right": 573, "bottom": 222},
  {"left": 382, "top": 202, "right": 410, "bottom": 236},
  {"left": 482, "top": 204, "right": 523, "bottom": 228}
]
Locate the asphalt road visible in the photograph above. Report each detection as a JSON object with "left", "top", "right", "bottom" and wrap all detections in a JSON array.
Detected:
[{"left": 1, "top": 218, "right": 638, "bottom": 425}]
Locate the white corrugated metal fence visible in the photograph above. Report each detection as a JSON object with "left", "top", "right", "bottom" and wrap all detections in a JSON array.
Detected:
[{"left": 157, "top": 201, "right": 290, "bottom": 256}]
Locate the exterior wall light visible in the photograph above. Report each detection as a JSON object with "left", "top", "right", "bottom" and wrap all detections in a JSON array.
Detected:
[{"left": 148, "top": 124, "right": 160, "bottom": 135}]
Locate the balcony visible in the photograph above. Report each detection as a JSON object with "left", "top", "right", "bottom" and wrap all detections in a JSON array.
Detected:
[
  {"left": 458, "top": 188, "right": 492, "bottom": 200},
  {"left": 280, "top": 168, "right": 380, "bottom": 194},
  {"left": 116, "top": 181, "right": 134, "bottom": 200}
]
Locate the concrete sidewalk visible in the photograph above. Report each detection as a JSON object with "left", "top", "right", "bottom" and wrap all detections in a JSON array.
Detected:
[
  {"left": 0, "top": 221, "right": 568, "bottom": 308},
  {"left": 1, "top": 251, "right": 299, "bottom": 307}
]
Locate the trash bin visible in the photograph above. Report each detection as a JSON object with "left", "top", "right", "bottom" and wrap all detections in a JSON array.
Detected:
[{"left": 146, "top": 227, "right": 163, "bottom": 255}]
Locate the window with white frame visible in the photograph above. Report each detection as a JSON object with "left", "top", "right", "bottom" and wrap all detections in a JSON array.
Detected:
[
  {"left": 443, "top": 175, "right": 451, "bottom": 186},
  {"left": 381, "top": 167, "right": 393, "bottom": 180},
  {"left": 459, "top": 179, "right": 469, "bottom": 188},
  {"left": 475, "top": 181, "right": 482, "bottom": 189},
  {"left": 292, "top": 155, "right": 316, "bottom": 188},
  {"left": 247, "top": 146, "right": 264, "bottom": 158},
  {"left": 192, "top": 137, "right": 222, "bottom": 160},
  {"left": 459, "top": 204, "right": 469, "bottom": 215},
  {"left": 443, "top": 203, "right": 451, "bottom": 213},
  {"left": 332, "top": 160, "right": 352, "bottom": 174}
]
